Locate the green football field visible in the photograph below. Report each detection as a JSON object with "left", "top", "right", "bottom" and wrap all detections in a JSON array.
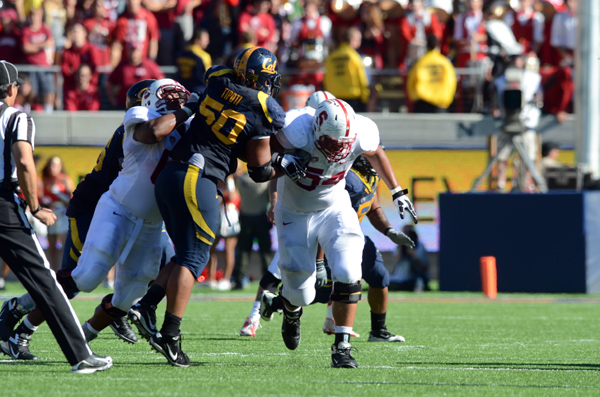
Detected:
[{"left": 0, "top": 282, "right": 598, "bottom": 397}]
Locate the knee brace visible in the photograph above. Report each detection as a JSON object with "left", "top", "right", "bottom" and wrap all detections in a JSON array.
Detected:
[
  {"left": 101, "top": 294, "right": 128, "bottom": 319},
  {"left": 259, "top": 271, "right": 281, "bottom": 293},
  {"left": 56, "top": 268, "right": 80, "bottom": 299},
  {"left": 330, "top": 281, "right": 362, "bottom": 304}
]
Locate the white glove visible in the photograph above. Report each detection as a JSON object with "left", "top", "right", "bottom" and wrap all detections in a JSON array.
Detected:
[
  {"left": 386, "top": 228, "right": 415, "bottom": 249},
  {"left": 392, "top": 187, "right": 418, "bottom": 223},
  {"left": 315, "top": 260, "right": 327, "bottom": 288}
]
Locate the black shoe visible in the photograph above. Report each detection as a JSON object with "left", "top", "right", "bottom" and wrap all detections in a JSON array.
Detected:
[
  {"left": 128, "top": 302, "right": 157, "bottom": 341},
  {"left": 110, "top": 316, "right": 138, "bottom": 344},
  {"left": 71, "top": 353, "right": 113, "bottom": 374},
  {"left": 281, "top": 307, "right": 302, "bottom": 350},
  {"left": 149, "top": 332, "right": 190, "bottom": 367},
  {"left": 331, "top": 341, "right": 358, "bottom": 368},
  {"left": 0, "top": 332, "right": 38, "bottom": 360},
  {"left": 0, "top": 298, "right": 26, "bottom": 342},
  {"left": 368, "top": 328, "right": 405, "bottom": 343}
]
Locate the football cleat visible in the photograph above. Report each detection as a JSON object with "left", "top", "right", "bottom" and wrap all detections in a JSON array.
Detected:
[
  {"left": 331, "top": 341, "right": 358, "bottom": 368},
  {"left": 110, "top": 316, "right": 138, "bottom": 344},
  {"left": 281, "top": 307, "right": 302, "bottom": 350},
  {"left": 71, "top": 354, "right": 113, "bottom": 374},
  {"left": 128, "top": 302, "right": 158, "bottom": 340},
  {"left": 259, "top": 291, "right": 279, "bottom": 321},
  {"left": 0, "top": 297, "right": 26, "bottom": 341},
  {"left": 322, "top": 318, "right": 360, "bottom": 338},
  {"left": 368, "top": 328, "right": 405, "bottom": 343},
  {"left": 239, "top": 316, "right": 261, "bottom": 337},
  {"left": 0, "top": 332, "right": 38, "bottom": 360},
  {"left": 150, "top": 332, "right": 190, "bottom": 367}
]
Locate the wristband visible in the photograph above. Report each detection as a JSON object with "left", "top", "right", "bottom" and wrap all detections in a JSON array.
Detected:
[
  {"left": 391, "top": 187, "right": 409, "bottom": 199},
  {"left": 182, "top": 107, "right": 194, "bottom": 117},
  {"left": 384, "top": 227, "right": 393, "bottom": 236},
  {"left": 31, "top": 206, "right": 42, "bottom": 215}
]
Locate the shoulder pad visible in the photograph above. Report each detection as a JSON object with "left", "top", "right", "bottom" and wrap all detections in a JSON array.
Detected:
[
  {"left": 282, "top": 107, "right": 314, "bottom": 149},
  {"left": 256, "top": 92, "right": 285, "bottom": 130},
  {"left": 204, "top": 65, "right": 235, "bottom": 83},
  {"left": 356, "top": 115, "right": 380, "bottom": 152}
]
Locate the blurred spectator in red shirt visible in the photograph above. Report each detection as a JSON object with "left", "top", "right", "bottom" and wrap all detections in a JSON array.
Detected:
[
  {"left": 358, "top": 2, "right": 385, "bottom": 70},
  {"left": 288, "top": 0, "right": 331, "bottom": 68},
  {"left": 21, "top": 7, "right": 56, "bottom": 113},
  {"left": 0, "top": 8, "right": 22, "bottom": 64},
  {"left": 142, "top": 0, "right": 193, "bottom": 65},
  {"left": 239, "top": 0, "right": 276, "bottom": 51},
  {"left": 114, "top": 0, "right": 161, "bottom": 62},
  {"left": 61, "top": 23, "right": 100, "bottom": 96},
  {"left": 106, "top": 42, "right": 164, "bottom": 109},
  {"left": 64, "top": 63, "right": 101, "bottom": 110},
  {"left": 453, "top": 0, "right": 487, "bottom": 67},
  {"left": 400, "top": 0, "right": 443, "bottom": 70},
  {"left": 84, "top": 0, "right": 118, "bottom": 71},
  {"left": 504, "top": 0, "right": 545, "bottom": 56},
  {"left": 545, "top": 0, "right": 576, "bottom": 123}
]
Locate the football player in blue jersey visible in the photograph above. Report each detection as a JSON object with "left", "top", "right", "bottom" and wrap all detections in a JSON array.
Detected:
[
  {"left": 127, "top": 47, "right": 310, "bottom": 367},
  {"left": 0, "top": 80, "right": 175, "bottom": 360},
  {"left": 240, "top": 155, "right": 415, "bottom": 343}
]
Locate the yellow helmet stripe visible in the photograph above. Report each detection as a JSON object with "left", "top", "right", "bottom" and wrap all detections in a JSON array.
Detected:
[{"left": 238, "top": 46, "right": 260, "bottom": 75}]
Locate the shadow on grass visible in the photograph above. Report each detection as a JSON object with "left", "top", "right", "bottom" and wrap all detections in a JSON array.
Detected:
[{"left": 400, "top": 361, "right": 600, "bottom": 371}]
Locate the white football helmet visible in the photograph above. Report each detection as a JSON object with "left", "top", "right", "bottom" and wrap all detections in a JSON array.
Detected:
[
  {"left": 312, "top": 99, "right": 357, "bottom": 163},
  {"left": 305, "top": 90, "right": 335, "bottom": 108},
  {"left": 142, "top": 78, "right": 190, "bottom": 114}
]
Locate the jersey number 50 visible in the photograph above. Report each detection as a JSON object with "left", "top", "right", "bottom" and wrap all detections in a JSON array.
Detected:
[{"left": 199, "top": 95, "right": 247, "bottom": 145}]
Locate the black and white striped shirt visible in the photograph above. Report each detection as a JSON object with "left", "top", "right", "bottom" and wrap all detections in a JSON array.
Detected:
[{"left": 0, "top": 100, "right": 35, "bottom": 182}]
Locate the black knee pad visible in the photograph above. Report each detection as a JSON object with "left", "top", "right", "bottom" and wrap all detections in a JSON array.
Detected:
[
  {"left": 56, "top": 268, "right": 80, "bottom": 299},
  {"left": 101, "top": 294, "right": 127, "bottom": 319},
  {"left": 330, "top": 281, "right": 362, "bottom": 304},
  {"left": 259, "top": 271, "right": 281, "bottom": 293}
]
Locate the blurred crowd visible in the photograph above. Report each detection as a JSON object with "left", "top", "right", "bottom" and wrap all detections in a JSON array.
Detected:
[{"left": 0, "top": 0, "right": 578, "bottom": 116}]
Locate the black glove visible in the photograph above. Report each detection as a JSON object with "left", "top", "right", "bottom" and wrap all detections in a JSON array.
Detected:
[
  {"left": 315, "top": 259, "right": 327, "bottom": 288},
  {"left": 274, "top": 152, "right": 309, "bottom": 182},
  {"left": 182, "top": 92, "right": 201, "bottom": 117}
]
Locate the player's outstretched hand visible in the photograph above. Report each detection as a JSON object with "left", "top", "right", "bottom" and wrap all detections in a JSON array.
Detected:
[
  {"left": 386, "top": 228, "right": 415, "bottom": 249},
  {"left": 393, "top": 189, "right": 418, "bottom": 224},
  {"left": 315, "top": 260, "right": 327, "bottom": 288},
  {"left": 274, "top": 152, "right": 309, "bottom": 182},
  {"left": 183, "top": 92, "right": 201, "bottom": 116}
]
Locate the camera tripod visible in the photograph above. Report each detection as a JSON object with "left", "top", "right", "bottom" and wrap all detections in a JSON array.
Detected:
[{"left": 471, "top": 133, "right": 548, "bottom": 193}]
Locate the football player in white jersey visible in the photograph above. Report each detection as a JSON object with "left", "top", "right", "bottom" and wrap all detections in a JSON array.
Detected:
[
  {"left": 261, "top": 98, "right": 417, "bottom": 368},
  {"left": 69, "top": 79, "right": 200, "bottom": 343}
]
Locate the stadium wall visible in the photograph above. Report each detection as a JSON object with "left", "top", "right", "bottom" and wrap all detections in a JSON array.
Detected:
[{"left": 31, "top": 112, "right": 576, "bottom": 255}]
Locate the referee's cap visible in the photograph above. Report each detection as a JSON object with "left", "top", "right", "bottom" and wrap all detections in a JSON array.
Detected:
[{"left": 0, "top": 61, "right": 25, "bottom": 86}]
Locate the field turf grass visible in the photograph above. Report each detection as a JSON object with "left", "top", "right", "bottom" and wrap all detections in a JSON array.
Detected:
[{"left": 0, "top": 282, "right": 598, "bottom": 396}]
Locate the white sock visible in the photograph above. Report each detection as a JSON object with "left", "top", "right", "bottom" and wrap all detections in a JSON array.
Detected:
[
  {"left": 249, "top": 301, "right": 261, "bottom": 319},
  {"left": 335, "top": 325, "right": 353, "bottom": 335},
  {"left": 23, "top": 316, "right": 38, "bottom": 332},
  {"left": 325, "top": 302, "right": 333, "bottom": 319},
  {"left": 84, "top": 321, "right": 99, "bottom": 335}
]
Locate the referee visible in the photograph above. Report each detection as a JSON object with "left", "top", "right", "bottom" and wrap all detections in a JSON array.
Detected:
[{"left": 0, "top": 61, "right": 112, "bottom": 373}]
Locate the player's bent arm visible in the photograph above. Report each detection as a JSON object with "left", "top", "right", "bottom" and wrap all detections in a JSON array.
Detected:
[
  {"left": 246, "top": 136, "right": 283, "bottom": 182},
  {"left": 365, "top": 194, "right": 393, "bottom": 235},
  {"left": 362, "top": 146, "right": 400, "bottom": 190},
  {"left": 133, "top": 108, "right": 191, "bottom": 144},
  {"left": 13, "top": 141, "right": 56, "bottom": 225}
]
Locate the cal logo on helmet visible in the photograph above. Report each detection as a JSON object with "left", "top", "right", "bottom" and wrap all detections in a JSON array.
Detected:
[{"left": 262, "top": 58, "right": 277, "bottom": 74}]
